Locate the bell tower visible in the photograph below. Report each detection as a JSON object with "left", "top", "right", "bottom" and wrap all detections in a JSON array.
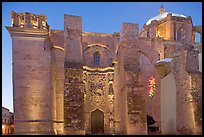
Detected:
[{"left": 159, "top": 4, "right": 165, "bottom": 14}]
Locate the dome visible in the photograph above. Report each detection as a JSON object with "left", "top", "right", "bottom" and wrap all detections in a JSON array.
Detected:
[{"left": 146, "top": 12, "right": 187, "bottom": 25}]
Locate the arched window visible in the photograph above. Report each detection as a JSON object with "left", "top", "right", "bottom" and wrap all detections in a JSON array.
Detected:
[
  {"left": 175, "top": 27, "right": 185, "bottom": 41},
  {"left": 158, "top": 53, "right": 160, "bottom": 60},
  {"left": 93, "top": 51, "right": 100, "bottom": 66},
  {"left": 177, "top": 30, "right": 181, "bottom": 41},
  {"left": 194, "top": 32, "right": 201, "bottom": 43}
]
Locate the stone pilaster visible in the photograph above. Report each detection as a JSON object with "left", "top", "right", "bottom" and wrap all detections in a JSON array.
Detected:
[{"left": 51, "top": 46, "right": 65, "bottom": 134}]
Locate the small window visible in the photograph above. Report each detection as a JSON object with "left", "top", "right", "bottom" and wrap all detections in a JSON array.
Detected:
[
  {"left": 93, "top": 51, "right": 100, "bottom": 66},
  {"left": 177, "top": 30, "right": 182, "bottom": 41},
  {"left": 158, "top": 53, "right": 160, "bottom": 60}
]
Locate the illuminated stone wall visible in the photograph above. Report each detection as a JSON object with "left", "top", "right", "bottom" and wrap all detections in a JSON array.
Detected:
[
  {"left": 50, "top": 30, "right": 64, "bottom": 48},
  {"left": 190, "top": 74, "right": 202, "bottom": 134},
  {"left": 125, "top": 71, "right": 147, "bottom": 135},
  {"left": 82, "top": 32, "right": 119, "bottom": 68},
  {"left": 186, "top": 50, "right": 199, "bottom": 73},
  {"left": 6, "top": 25, "right": 54, "bottom": 134},
  {"left": 139, "top": 52, "right": 161, "bottom": 128},
  {"left": 120, "top": 23, "right": 139, "bottom": 40},
  {"left": 119, "top": 23, "right": 149, "bottom": 135},
  {"left": 113, "top": 45, "right": 124, "bottom": 135},
  {"left": 63, "top": 14, "right": 85, "bottom": 135},
  {"left": 50, "top": 29, "right": 66, "bottom": 135},
  {"left": 162, "top": 41, "right": 201, "bottom": 134},
  {"left": 156, "top": 23, "right": 166, "bottom": 39},
  {"left": 120, "top": 23, "right": 162, "bottom": 134},
  {"left": 64, "top": 68, "right": 85, "bottom": 135},
  {"left": 82, "top": 32, "right": 115, "bottom": 50},
  {"left": 64, "top": 14, "right": 83, "bottom": 64},
  {"left": 49, "top": 30, "right": 65, "bottom": 134},
  {"left": 51, "top": 47, "right": 65, "bottom": 134},
  {"left": 83, "top": 67, "right": 115, "bottom": 134}
]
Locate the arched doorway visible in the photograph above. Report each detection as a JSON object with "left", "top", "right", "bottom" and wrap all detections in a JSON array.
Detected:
[{"left": 91, "top": 109, "right": 104, "bottom": 134}]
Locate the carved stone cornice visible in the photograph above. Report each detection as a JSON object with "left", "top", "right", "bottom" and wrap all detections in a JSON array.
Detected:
[
  {"left": 83, "top": 66, "right": 114, "bottom": 73},
  {"left": 6, "top": 26, "right": 49, "bottom": 38}
]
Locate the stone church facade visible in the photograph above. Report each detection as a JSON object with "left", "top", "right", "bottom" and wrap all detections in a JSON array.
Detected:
[{"left": 6, "top": 6, "right": 202, "bottom": 135}]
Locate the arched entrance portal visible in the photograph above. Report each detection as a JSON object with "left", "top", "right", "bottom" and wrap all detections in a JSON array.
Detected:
[{"left": 91, "top": 109, "right": 104, "bottom": 134}]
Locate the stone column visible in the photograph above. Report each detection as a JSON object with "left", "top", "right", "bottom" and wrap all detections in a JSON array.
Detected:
[{"left": 113, "top": 60, "right": 122, "bottom": 134}]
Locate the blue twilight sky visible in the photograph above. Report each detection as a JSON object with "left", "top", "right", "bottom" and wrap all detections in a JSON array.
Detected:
[{"left": 2, "top": 2, "right": 202, "bottom": 112}]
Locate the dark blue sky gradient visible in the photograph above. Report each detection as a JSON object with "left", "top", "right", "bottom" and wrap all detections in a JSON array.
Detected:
[{"left": 2, "top": 2, "right": 202, "bottom": 112}]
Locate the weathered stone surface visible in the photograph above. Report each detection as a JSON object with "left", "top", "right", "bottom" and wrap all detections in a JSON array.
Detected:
[
  {"left": 64, "top": 14, "right": 83, "bottom": 64},
  {"left": 11, "top": 35, "right": 53, "bottom": 134},
  {"left": 64, "top": 68, "right": 85, "bottom": 134},
  {"left": 7, "top": 9, "right": 202, "bottom": 135}
]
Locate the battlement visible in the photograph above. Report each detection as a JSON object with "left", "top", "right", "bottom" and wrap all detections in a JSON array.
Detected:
[{"left": 10, "top": 11, "right": 49, "bottom": 30}]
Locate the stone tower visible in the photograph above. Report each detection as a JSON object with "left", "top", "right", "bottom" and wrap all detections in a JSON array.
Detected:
[
  {"left": 6, "top": 11, "right": 65, "bottom": 135},
  {"left": 6, "top": 11, "right": 53, "bottom": 134}
]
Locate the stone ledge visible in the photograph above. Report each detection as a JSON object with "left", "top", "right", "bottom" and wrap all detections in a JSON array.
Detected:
[{"left": 6, "top": 26, "right": 49, "bottom": 38}]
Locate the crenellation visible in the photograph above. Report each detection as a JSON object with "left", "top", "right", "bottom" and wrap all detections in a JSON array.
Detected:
[{"left": 10, "top": 11, "right": 49, "bottom": 30}]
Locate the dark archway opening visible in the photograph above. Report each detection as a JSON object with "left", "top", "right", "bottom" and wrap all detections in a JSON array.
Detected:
[
  {"left": 93, "top": 51, "right": 100, "bottom": 66},
  {"left": 91, "top": 109, "right": 104, "bottom": 134},
  {"left": 147, "top": 115, "right": 159, "bottom": 134}
]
